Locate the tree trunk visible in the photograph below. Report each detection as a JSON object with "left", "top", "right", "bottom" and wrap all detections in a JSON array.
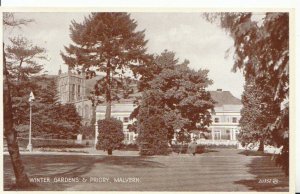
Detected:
[
  {"left": 105, "top": 101, "right": 112, "bottom": 120},
  {"left": 258, "top": 139, "right": 264, "bottom": 152},
  {"left": 91, "top": 104, "right": 96, "bottom": 125},
  {"left": 3, "top": 43, "right": 32, "bottom": 188},
  {"left": 90, "top": 104, "right": 97, "bottom": 135},
  {"left": 105, "top": 60, "right": 112, "bottom": 119},
  {"left": 107, "top": 149, "right": 112, "bottom": 155}
]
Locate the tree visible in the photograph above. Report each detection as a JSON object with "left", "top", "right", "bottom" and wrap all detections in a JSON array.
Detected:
[
  {"left": 13, "top": 75, "right": 82, "bottom": 139},
  {"left": 238, "top": 78, "right": 281, "bottom": 151},
  {"left": 4, "top": 36, "right": 47, "bottom": 128},
  {"left": 137, "top": 51, "right": 214, "bottom": 142},
  {"left": 150, "top": 55, "right": 214, "bottom": 132},
  {"left": 61, "top": 13, "right": 150, "bottom": 120},
  {"left": 135, "top": 51, "right": 214, "bottom": 155},
  {"left": 3, "top": 13, "right": 33, "bottom": 188},
  {"left": 204, "top": 12, "right": 289, "bottom": 174},
  {"left": 96, "top": 118, "right": 124, "bottom": 155},
  {"left": 204, "top": 13, "right": 288, "bottom": 100},
  {"left": 5, "top": 36, "right": 46, "bottom": 82},
  {"left": 31, "top": 76, "right": 81, "bottom": 139},
  {"left": 136, "top": 90, "right": 170, "bottom": 155}
]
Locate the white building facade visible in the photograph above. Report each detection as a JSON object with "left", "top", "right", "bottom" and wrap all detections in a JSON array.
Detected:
[
  {"left": 57, "top": 70, "right": 242, "bottom": 146},
  {"left": 195, "top": 90, "right": 242, "bottom": 146},
  {"left": 95, "top": 102, "right": 138, "bottom": 144},
  {"left": 195, "top": 104, "right": 242, "bottom": 146}
]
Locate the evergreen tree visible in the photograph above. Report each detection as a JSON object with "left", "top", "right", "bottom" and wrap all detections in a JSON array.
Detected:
[
  {"left": 61, "top": 13, "right": 150, "bottom": 119},
  {"left": 15, "top": 76, "right": 82, "bottom": 139},
  {"left": 205, "top": 12, "right": 289, "bottom": 174},
  {"left": 137, "top": 90, "right": 170, "bottom": 155},
  {"left": 4, "top": 36, "right": 48, "bottom": 128},
  {"left": 238, "top": 78, "right": 281, "bottom": 151},
  {"left": 3, "top": 13, "right": 34, "bottom": 189}
]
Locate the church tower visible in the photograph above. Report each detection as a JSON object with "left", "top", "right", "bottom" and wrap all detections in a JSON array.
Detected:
[
  {"left": 57, "top": 68, "right": 86, "bottom": 104},
  {"left": 57, "top": 67, "right": 92, "bottom": 125}
]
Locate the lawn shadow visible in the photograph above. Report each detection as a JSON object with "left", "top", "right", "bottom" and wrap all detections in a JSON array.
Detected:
[
  {"left": 203, "top": 149, "right": 219, "bottom": 153},
  {"left": 234, "top": 156, "right": 289, "bottom": 191},
  {"left": 238, "top": 150, "right": 272, "bottom": 156},
  {"left": 4, "top": 154, "right": 165, "bottom": 191},
  {"left": 93, "top": 156, "right": 167, "bottom": 168}
]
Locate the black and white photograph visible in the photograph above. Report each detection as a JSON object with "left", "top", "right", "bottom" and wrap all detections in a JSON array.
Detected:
[{"left": 2, "top": 10, "right": 292, "bottom": 192}]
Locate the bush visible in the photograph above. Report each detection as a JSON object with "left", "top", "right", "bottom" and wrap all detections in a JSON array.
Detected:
[
  {"left": 36, "top": 144, "right": 86, "bottom": 149},
  {"left": 4, "top": 137, "right": 89, "bottom": 149},
  {"left": 137, "top": 117, "right": 171, "bottom": 156},
  {"left": 172, "top": 144, "right": 188, "bottom": 153},
  {"left": 171, "top": 144, "right": 205, "bottom": 154},
  {"left": 81, "top": 125, "right": 95, "bottom": 140},
  {"left": 96, "top": 118, "right": 124, "bottom": 155},
  {"left": 200, "top": 144, "right": 237, "bottom": 149},
  {"left": 120, "top": 143, "right": 139, "bottom": 151}
]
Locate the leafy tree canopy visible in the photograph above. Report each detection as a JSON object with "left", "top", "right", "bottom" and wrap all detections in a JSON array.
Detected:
[{"left": 135, "top": 50, "right": 214, "bottom": 148}]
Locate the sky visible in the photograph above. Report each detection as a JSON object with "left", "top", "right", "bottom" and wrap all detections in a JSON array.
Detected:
[{"left": 4, "top": 12, "right": 245, "bottom": 98}]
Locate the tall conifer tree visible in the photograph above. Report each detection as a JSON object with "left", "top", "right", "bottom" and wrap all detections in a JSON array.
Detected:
[{"left": 61, "top": 13, "right": 150, "bottom": 119}]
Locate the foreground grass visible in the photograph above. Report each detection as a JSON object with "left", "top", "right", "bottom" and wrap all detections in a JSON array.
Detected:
[{"left": 3, "top": 149, "right": 288, "bottom": 191}]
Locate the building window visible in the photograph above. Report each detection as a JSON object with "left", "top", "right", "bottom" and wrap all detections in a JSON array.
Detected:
[
  {"left": 232, "top": 117, "right": 237, "bottom": 123},
  {"left": 123, "top": 117, "right": 129, "bottom": 123},
  {"left": 77, "top": 85, "right": 81, "bottom": 99},
  {"left": 70, "top": 84, "right": 75, "bottom": 101},
  {"left": 214, "top": 117, "right": 219, "bottom": 123},
  {"left": 125, "top": 133, "right": 129, "bottom": 142},
  {"left": 214, "top": 130, "right": 221, "bottom": 140}
]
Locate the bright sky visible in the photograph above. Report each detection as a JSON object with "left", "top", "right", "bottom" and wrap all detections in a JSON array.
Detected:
[{"left": 4, "top": 12, "right": 245, "bottom": 98}]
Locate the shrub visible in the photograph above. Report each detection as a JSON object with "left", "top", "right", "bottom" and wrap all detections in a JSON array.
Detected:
[
  {"left": 137, "top": 114, "right": 170, "bottom": 156},
  {"left": 81, "top": 125, "right": 95, "bottom": 140},
  {"left": 4, "top": 137, "right": 90, "bottom": 149},
  {"left": 120, "top": 143, "right": 139, "bottom": 151},
  {"left": 171, "top": 144, "right": 205, "bottom": 154},
  {"left": 96, "top": 118, "right": 124, "bottom": 155},
  {"left": 136, "top": 90, "right": 170, "bottom": 156}
]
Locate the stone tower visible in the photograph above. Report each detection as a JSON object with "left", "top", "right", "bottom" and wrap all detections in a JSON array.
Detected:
[
  {"left": 57, "top": 71, "right": 85, "bottom": 104},
  {"left": 57, "top": 67, "right": 93, "bottom": 126}
]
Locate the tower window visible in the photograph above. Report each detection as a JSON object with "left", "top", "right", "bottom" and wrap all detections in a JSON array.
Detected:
[{"left": 78, "top": 85, "right": 81, "bottom": 98}]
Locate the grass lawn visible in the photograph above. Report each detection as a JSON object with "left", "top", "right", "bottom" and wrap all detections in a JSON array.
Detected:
[{"left": 3, "top": 148, "right": 288, "bottom": 191}]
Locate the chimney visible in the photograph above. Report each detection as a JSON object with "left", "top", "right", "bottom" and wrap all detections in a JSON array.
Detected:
[{"left": 217, "top": 89, "right": 222, "bottom": 92}]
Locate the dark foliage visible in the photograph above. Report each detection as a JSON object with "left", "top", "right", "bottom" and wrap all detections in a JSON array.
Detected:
[
  {"left": 205, "top": 12, "right": 289, "bottom": 175},
  {"left": 61, "top": 12, "right": 151, "bottom": 119},
  {"left": 96, "top": 118, "right": 124, "bottom": 155},
  {"left": 136, "top": 90, "right": 170, "bottom": 156}
]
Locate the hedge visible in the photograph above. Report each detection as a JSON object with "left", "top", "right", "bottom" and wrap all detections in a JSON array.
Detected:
[{"left": 3, "top": 137, "right": 93, "bottom": 149}]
